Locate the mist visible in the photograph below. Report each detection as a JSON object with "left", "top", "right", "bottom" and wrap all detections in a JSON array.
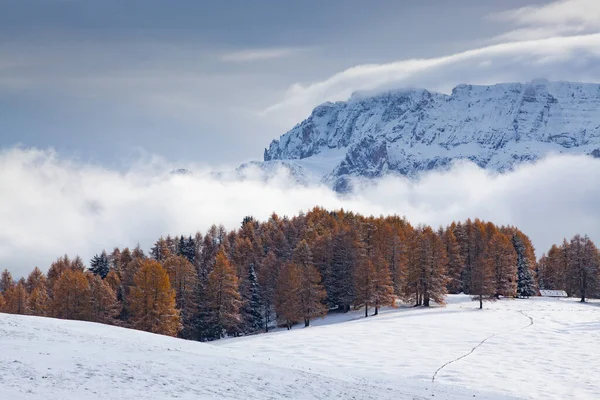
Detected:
[{"left": 1, "top": 146, "right": 598, "bottom": 277}]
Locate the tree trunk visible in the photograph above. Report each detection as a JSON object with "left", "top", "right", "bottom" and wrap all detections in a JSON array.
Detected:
[
  {"left": 374, "top": 306, "right": 379, "bottom": 316},
  {"left": 364, "top": 304, "right": 368, "bottom": 318},
  {"left": 304, "top": 318, "right": 310, "bottom": 327},
  {"left": 423, "top": 296, "right": 430, "bottom": 307},
  {"left": 479, "top": 293, "right": 483, "bottom": 309}
]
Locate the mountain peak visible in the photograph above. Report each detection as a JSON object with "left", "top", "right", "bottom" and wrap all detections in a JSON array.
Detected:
[{"left": 260, "top": 80, "right": 600, "bottom": 191}]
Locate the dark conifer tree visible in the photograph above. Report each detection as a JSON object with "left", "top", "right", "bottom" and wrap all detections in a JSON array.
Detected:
[
  {"left": 89, "top": 251, "right": 110, "bottom": 279},
  {"left": 513, "top": 234, "right": 536, "bottom": 298},
  {"left": 241, "top": 263, "right": 264, "bottom": 334}
]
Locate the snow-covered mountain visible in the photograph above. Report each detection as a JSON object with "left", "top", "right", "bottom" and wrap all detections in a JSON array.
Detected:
[{"left": 256, "top": 80, "right": 600, "bottom": 191}]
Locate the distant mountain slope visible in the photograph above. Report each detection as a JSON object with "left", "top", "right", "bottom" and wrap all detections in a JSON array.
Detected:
[{"left": 258, "top": 80, "right": 600, "bottom": 191}]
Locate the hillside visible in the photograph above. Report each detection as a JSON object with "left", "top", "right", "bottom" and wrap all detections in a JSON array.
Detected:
[
  {"left": 254, "top": 80, "right": 600, "bottom": 191},
  {"left": 2, "top": 295, "right": 599, "bottom": 399}
]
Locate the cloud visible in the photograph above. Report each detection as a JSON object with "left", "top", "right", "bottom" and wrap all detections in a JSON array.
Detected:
[
  {"left": 219, "top": 47, "right": 310, "bottom": 62},
  {"left": 263, "top": 33, "right": 600, "bottom": 126},
  {"left": 491, "top": 0, "right": 600, "bottom": 41},
  {"left": 1, "top": 147, "right": 599, "bottom": 278}
]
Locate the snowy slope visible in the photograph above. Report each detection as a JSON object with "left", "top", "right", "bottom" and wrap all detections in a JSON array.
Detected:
[
  {"left": 260, "top": 80, "right": 600, "bottom": 190},
  {"left": 0, "top": 307, "right": 514, "bottom": 400},
  {"left": 218, "top": 295, "right": 600, "bottom": 400},
  {"left": 4, "top": 296, "right": 598, "bottom": 399}
]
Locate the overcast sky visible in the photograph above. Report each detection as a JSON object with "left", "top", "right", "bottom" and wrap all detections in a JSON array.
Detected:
[
  {"left": 2, "top": 0, "right": 600, "bottom": 276},
  {"left": 4, "top": 0, "right": 594, "bottom": 167}
]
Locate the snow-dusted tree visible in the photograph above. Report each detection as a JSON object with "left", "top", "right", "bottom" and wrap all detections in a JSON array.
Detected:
[
  {"left": 537, "top": 242, "right": 569, "bottom": 291},
  {"left": 372, "top": 257, "right": 395, "bottom": 315},
  {"left": 47, "top": 255, "right": 85, "bottom": 295},
  {"left": 150, "top": 237, "right": 172, "bottom": 262},
  {"left": 471, "top": 224, "right": 495, "bottom": 309},
  {"left": 26, "top": 267, "right": 46, "bottom": 293},
  {"left": 0, "top": 268, "right": 15, "bottom": 292},
  {"left": 293, "top": 240, "right": 327, "bottom": 326},
  {"left": 177, "top": 236, "right": 196, "bottom": 265},
  {"left": 205, "top": 250, "right": 242, "bottom": 338},
  {"left": 567, "top": 235, "right": 599, "bottom": 302},
  {"left": 87, "top": 273, "right": 118, "bottom": 323},
  {"left": 403, "top": 227, "right": 448, "bottom": 306},
  {"left": 89, "top": 250, "right": 110, "bottom": 279},
  {"left": 444, "top": 227, "right": 464, "bottom": 294},
  {"left": 257, "top": 251, "right": 279, "bottom": 332},
  {"left": 328, "top": 228, "right": 358, "bottom": 312},
  {"left": 240, "top": 263, "right": 264, "bottom": 334},
  {"left": 163, "top": 255, "right": 198, "bottom": 338},
  {"left": 129, "top": 259, "right": 181, "bottom": 336},
  {"left": 512, "top": 234, "right": 536, "bottom": 298},
  {"left": 28, "top": 285, "right": 49, "bottom": 316}
]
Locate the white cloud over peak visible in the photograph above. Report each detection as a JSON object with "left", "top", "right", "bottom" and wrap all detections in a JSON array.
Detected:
[{"left": 263, "top": 33, "right": 600, "bottom": 126}]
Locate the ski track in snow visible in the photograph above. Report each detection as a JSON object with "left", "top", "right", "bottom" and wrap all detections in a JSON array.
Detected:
[{"left": 431, "top": 308, "right": 535, "bottom": 383}]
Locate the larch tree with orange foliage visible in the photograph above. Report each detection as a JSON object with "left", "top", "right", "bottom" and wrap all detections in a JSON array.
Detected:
[
  {"left": 293, "top": 240, "right": 327, "bottom": 327},
  {"left": 26, "top": 267, "right": 47, "bottom": 293},
  {"left": 205, "top": 251, "right": 242, "bottom": 338},
  {"left": 52, "top": 269, "right": 91, "bottom": 320},
  {"left": 3, "top": 281, "right": 29, "bottom": 314},
  {"left": 354, "top": 258, "right": 376, "bottom": 317},
  {"left": 486, "top": 233, "right": 517, "bottom": 298},
  {"left": 129, "top": 259, "right": 181, "bottom": 336},
  {"left": 275, "top": 262, "right": 302, "bottom": 329},
  {"left": 371, "top": 257, "right": 395, "bottom": 315},
  {"left": 444, "top": 227, "right": 464, "bottom": 294},
  {"left": 257, "top": 250, "right": 279, "bottom": 332},
  {"left": 28, "top": 285, "right": 49, "bottom": 316},
  {"left": 163, "top": 255, "right": 198, "bottom": 338},
  {"left": 87, "top": 273, "right": 118, "bottom": 323}
]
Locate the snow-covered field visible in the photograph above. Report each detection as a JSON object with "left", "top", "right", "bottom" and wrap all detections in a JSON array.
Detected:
[{"left": 1, "top": 295, "right": 598, "bottom": 399}]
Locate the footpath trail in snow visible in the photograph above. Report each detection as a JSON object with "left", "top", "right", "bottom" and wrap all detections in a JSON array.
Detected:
[
  {"left": 1, "top": 295, "right": 598, "bottom": 399},
  {"left": 431, "top": 308, "right": 535, "bottom": 383},
  {"left": 218, "top": 295, "right": 600, "bottom": 400}
]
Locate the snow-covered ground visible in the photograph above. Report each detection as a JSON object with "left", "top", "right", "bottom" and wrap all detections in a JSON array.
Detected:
[{"left": 1, "top": 295, "right": 598, "bottom": 399}]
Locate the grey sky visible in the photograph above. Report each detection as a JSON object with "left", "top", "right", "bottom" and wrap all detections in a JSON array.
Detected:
[
  {"left": 0, "top": 0, "right": 557, "bottom": 167},
  {"left": 2, "top": 0, "right": 600, "bottom": 277}
]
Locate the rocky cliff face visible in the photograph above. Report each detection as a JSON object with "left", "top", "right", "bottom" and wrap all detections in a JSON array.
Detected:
[{"left": 257, "top": 80, "right": 600, "bottom": 191}]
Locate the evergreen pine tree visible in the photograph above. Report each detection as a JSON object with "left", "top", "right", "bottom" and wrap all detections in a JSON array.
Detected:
[
  {"left": 89, "top": 250, "right": 110, "bottom": 279},
  {"left": 513, "top": 234, "right": 536, "bottom": 298},
  {"left": 241, "top": 263, "right": 264, "bottom": 334}
]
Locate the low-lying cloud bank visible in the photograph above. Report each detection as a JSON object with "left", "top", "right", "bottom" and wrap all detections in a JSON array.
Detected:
[{"left": 1, "top": 147, "right": 599, "bottom": 277}]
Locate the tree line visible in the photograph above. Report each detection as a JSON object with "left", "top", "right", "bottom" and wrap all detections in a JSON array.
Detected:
[{"left": 0, "top": 208, "right": 598, "bottom": 340}]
